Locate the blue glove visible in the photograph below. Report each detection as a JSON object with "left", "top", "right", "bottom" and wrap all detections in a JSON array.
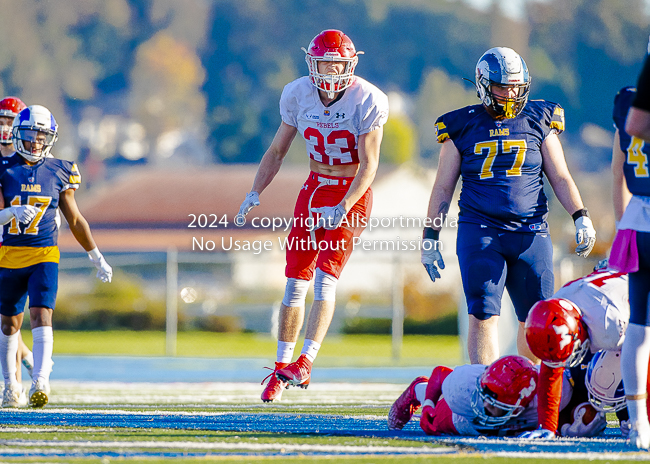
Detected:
[
  {"left": 519, "top": 427, "right": 555, "bottom": 439},
  {"left": 421, "top": 238, "right": 445, "bottom": 282}
]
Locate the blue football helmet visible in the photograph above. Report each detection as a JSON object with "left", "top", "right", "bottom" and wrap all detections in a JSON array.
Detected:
[
  {"left": 586, "top": 350, "right": 626, "bottom": 413},
  {"left": 475, "top": 47, "right": 530, "bottom": 119},
  {"left": 12, "top": 105, "right": 58, "bottom": 163}
]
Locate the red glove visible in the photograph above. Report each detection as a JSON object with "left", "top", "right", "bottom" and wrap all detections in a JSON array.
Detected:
[{"left": 420, "top": 398, "right": 457, "bottom": 435}]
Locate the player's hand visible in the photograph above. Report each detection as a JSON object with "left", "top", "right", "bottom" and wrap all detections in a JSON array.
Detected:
[
  {"left": 559, "top": 403, "right": 606, "bottom": 437},
  {"left": 419, "top": 404, "right": 437, "bottom": 436},
  {"left": 311, "top": 204, "right": 346, "bottom": 230},
  {"left": 12, "top": 205, "right": 39, "bottom": 224},
  {"left": 575, "top": 216, "right": 596, "bottom": 257},
  {"left": 519, "top": 427, "right": 555, "bottom": 439},
  {"left": 421, "top": 239, "right": 444, "bottom": 282},
  {"left": 88, "top": 249, "right": 113, "bottom": 283},
  {"left": 236, "top": 191, "right": 260, "bottom": 225}
]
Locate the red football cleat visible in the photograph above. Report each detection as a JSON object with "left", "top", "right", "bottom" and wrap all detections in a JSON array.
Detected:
[
  {"left": 388, "top": 376, "right": 429, "bottom": 430},
  {"left": 261, "top": 362, "right": 289, "bottom": 402},
  {"left": 276, "top": 354, "right": 312, "bottom": 388}
]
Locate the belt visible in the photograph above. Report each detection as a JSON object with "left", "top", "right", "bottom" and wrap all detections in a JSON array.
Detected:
[{"left": 310, "top": 173, "right": 348, "bottom": 186}]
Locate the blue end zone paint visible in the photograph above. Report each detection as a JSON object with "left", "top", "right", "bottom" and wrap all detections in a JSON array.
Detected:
[
  {"left": 0, "top": 410, "right": 640, "bottom": 456},
  {"left": 49, "top": 356, "right": 432, "bottom": 383}
]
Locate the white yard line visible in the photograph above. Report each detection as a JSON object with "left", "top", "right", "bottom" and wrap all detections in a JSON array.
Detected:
[{"left": 0, "top": 439, "right": 448, "bottom": 454}]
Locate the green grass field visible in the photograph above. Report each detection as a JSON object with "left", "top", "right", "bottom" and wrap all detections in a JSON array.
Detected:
[
  {"left": 18, "top": 331, "right": 464, "bottom": 367},
  {"left": 4, "top": 332, "right": 643, "bottom": 463}
]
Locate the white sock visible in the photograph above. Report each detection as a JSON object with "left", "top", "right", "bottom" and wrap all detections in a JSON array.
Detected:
[
  {"left": 0, "top": 331, "right": 19, "bottom": 386},
  {"left": 300, "top": 339, "right": 321, "bottom": 363},
  {"left": 32, "top": 326, "right": 54, "bottom": 384},
  {"left": 621, "top": 323, "right": 650, "bottom": 426},
  {"left": 276, "top": 341, "right": 296, "bottom": 364},
  {"left": 414, "top": 381, "right": 427, "bottom": 404}
]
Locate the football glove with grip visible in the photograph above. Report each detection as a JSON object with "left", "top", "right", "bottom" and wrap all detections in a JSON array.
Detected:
[
  {"left": 0, "top": 205, "right": 39, "bottom": 225},
  {"left": 311, "top": 204, "right": 346, "bottom": 230},
  {"left": 88, "top": 248, "right": 113, "bottom": 283},
  {"left": 560, "top": 403, "right": 607, "bottom": 437},
  {"left": 236, "top": 192, "right": 260, "bottom": 225},
  {"left": 519, "top": 427, "right": 556, "bottom": 439},
  {"left": 419, "top": 402, "right": 437, "bottom": 435},
  {"left": 421, "top": 239, "right": 445, "bottom": 282},
  {"left": 575, "top": 216, "right": 596, "bottom": 257}
]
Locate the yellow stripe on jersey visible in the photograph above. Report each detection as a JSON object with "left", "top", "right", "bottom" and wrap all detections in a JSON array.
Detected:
[
  {"left": 69, "top": 163, "right": 82, "bottom": 185},
  {"left": 550, "top": 120, "right": 565, "bottom": 132},
  {"left": 0, "top": 246, "right": 60, "bottom": 268},
  {"left": 435, "top": 122, "right": 449, "bottom": 143}
]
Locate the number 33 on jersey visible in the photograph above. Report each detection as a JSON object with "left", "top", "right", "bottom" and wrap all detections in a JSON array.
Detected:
[
  {"left": 0, "top": 154, "right": 81, "bottom": 267},
  {"left": 280, "top": 75, "right": 389, "bottom": 165}
]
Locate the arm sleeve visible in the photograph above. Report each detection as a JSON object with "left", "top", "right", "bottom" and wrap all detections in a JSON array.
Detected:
[
  {"left": 359, "top": 90, "right": 389, "bottom": 135},
  {"left": 62, "top": 162, "right": 81, "bottom": 191},
  {"left": 538, "top": 363, "right": 565, "bottom": 433},
  {"left": 434, "top": 114, "right": 450, "bottom": 143},
  {"left": 279, "top": 84, "right": 298, "bottom": 128},
  {"left": 633, "top": 56, "right": 650, "bottom": 112},
  {"left": 547, "top": 103, "right": 565, "bottom": 135}
]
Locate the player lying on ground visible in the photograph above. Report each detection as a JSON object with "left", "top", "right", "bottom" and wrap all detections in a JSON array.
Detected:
[{"left": 388, "top": 353, "right": 623, "bottom": 437}]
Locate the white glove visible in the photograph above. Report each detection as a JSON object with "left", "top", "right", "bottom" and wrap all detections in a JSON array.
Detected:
[
  {"left": 560, "top": 403, "right": 607, "bottom": 437},
  {"left": 12, "top": 205, "right": 40, "bottom": 224},
  {"left": 236, "top": 191, "right": 260, "bottom": 226},
  {"left": 421, "top": 238, "right": 445, "bottom": 282},
  {"left": 620, "top": 419, "right": 631, "bottom": 438},
  {"left": 88, "top": 248, "right": 112, "bottom": 283},
  {"left": 519, "top": 427, "right": 555, "bottom": 439},
  {"left": 0, "top": 205, "right": 39, "bottom": 226},
  {"left": 311, "top": 204, "right": 346, "bottom": 230},
  {"left": 575, "top": 216, "right": 596, "bottom": 257}
]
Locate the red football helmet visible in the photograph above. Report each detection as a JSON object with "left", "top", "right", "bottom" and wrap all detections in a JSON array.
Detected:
[
  {"left": 302, "top": 29, "right": 360, "bottom": 98},
  {"left": 470, "top": 355, "right": 538, "bottom": 426},
  {"left": 525, "top": 298, "right": 590, "bottom": 368},
  {"left": 0, "top": 97, "right": 26, "bottom": 144}
]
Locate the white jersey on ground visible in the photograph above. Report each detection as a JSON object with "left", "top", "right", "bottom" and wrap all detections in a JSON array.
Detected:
[
  {"left": 279, "top": 76, "right": 389, "bottom": 165},
  {"left": 442, "top": 363, "right": 572, "bottom": 436},
  {"left": 554, "top": 269, "right": 629, "bottom": 352}
]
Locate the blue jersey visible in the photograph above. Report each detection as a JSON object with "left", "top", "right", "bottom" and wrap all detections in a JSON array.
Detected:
[
  {"left": 613, "top": 86, "right": 650, "bottom": 197},
  {"left": 0, "top": 154, "right": 80, "bottom": 268},
  {"left": 435, "top": 100, "right": 565, "bottom": 233}
]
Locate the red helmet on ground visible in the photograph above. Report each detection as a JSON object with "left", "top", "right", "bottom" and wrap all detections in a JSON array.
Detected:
[
  {"left": 525, "top": 298, "right": 590, "bottom": 368},
  {"left": 0, "top": 97, "right": 26, "bottom": 144},
  {"left": 302, "top": 29, "right": 360, "bottom": 98},
  {"left": 470, "top": 355, "right": 538, "bottom": 426}
]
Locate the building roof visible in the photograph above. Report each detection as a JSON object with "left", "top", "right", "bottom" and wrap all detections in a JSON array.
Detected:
[{"left": 60, "top": 163, "right": 401, "bottom": 252}]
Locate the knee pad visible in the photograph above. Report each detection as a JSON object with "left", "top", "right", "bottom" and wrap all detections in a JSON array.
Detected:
[
  {"left": 314, "top": 268, "right": 337, "bottom": 301},
  {"left": 282, "top": 278, "right": 310, "bottom": 307}
]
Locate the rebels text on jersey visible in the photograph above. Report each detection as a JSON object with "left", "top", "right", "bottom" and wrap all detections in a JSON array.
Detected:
[
  {"left": 0, "top": 154, "right": 80, "bottom": 266},
  {"left": 280, "top": 76, "right": 389, "bottom": 166},
  {"left": 613, "top": 86, "right": 650, "bottom": 197},
  {"left": 435, "top": 100, "right": 565, "bottom": 233}
]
